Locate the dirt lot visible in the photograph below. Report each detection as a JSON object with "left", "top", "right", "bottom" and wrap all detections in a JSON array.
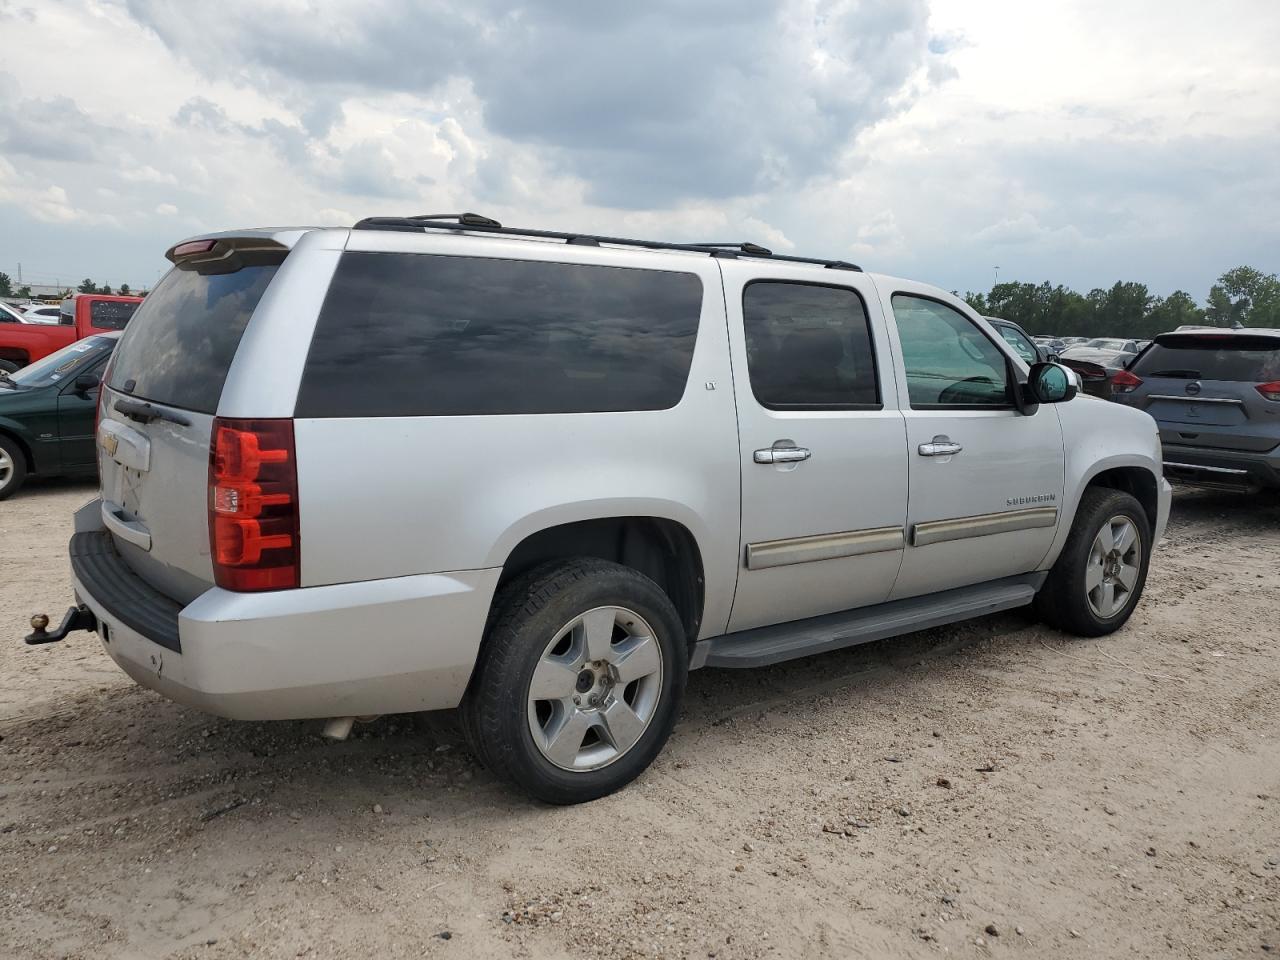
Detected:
[{"left": 1, "top": 478, "right": 1277, "bottom": 959}]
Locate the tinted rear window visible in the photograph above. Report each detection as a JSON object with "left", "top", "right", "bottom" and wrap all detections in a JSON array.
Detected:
[
  {"left": 296, "top": 252, "right": 703, "bottom": 417},
  {"left": 90, "top": 300, "right": 139, "bottom": 330},
  {"left": 1131, "top": 335, "right": 1280, "bottom": 382},
  {"left": 108, "top": 254, "right": 282, "bottom": 413}
]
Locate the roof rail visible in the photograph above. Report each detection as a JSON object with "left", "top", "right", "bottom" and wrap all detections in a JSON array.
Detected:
[{"left": 351, "top": 215, "right": 862, "bottom": 272}]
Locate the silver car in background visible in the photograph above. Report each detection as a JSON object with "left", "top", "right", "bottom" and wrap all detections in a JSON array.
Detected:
[{"left": 1112, "top": 328, "right": 1280, "bottom": 491}]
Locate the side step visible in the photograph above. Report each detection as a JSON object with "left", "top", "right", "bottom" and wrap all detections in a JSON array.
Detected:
[{"left": 691, "top": 573, "right": 1046, "bottom": 670}]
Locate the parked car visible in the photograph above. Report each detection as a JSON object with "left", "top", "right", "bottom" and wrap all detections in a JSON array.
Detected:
[
  {"left": 985, "top": 316, "right": 1052, "bottom": 363},
  {"left": 0, "top": 303, "right": 28, "bottom": 324},
  {"left": 22, "top": 304, "right": 63, "bottom": 324},
  {"left": 1033, "top": 335, "right": 1067, "bottom": 357},
  {"left": 1058, "top": 338, "right": 1141, "bottom": 393},
  {"left": 0, "top": 293, "right": 141, "bottom": 371},
  {"left": 0, "top": 333, "right": 117, "bottom": 499},
  {"left": 1112, "top": 328, "right": 1280, "bottom": 491},
  {"left": 31, "top": 218, "right": 1170, "bottom": 804}
]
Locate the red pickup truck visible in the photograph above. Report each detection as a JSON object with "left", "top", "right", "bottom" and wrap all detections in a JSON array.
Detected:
[{"left": 0, "top": 294, "right": 143, "bottom": 371}]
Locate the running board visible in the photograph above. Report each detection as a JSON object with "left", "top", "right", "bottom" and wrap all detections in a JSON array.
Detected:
[{"left": 690, "top": 573, "right": 1046, "bottom": 670}]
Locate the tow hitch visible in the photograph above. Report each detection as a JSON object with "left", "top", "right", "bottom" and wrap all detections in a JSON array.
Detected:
[{"left": 25, "top": 606, "right": 97, "bottom": 645}]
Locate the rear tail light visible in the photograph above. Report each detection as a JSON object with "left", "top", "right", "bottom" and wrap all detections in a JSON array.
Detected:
[
  {"left": 208, "top": 418, "right": 300, "bottom": 591},
  {"left": 1257, "top": 381, "right": 1280, "bottom": 401},
  {"left": 1111, "top": 369, "right": 1143, "bottom": 394}
]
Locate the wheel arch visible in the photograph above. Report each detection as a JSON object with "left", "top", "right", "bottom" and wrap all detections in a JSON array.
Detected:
[
  {"left": 495, "top": 515, "right": 707, "bottom": 649},
  {"left": 1041, "top": 454, "right": 1163, "bottom": 569},
  {"left": 0, "top": 422, "right": 36, "bottom": 473}
]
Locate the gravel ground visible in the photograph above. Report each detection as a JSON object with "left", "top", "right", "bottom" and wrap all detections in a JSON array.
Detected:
[{"left": 1, "top": 477, "right": 1277, "bottom": 959}]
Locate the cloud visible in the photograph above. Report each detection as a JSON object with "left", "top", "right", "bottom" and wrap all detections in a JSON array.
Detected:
[{"left": 122, "top": 0, "right": 940, "bottom": 207}]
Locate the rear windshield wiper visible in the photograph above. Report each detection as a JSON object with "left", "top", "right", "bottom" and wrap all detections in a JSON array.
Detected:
[
  {"left": 1146, "top": 369, "right": 1201, "bottom": 378},
  {"left": 113, "top": 398, "right": 192, "bottom": 427}
]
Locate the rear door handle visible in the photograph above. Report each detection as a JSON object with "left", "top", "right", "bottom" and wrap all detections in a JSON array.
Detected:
[
  {"left": 754, "top": 444, "right": 812, "bottom": 464},
  {"left": 918, "top": 436, "right": 962, "bottom": 457}
]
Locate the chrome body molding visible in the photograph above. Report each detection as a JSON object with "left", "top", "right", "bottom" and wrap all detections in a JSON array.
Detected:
[
  {"left": 911, "top": 506, "right": 1058, "bottom": 548},
  {"left": 745, "top": 525, "right": 905, "bottom": 571}
]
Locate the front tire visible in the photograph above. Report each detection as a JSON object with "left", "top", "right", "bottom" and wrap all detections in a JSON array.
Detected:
[
  {"left": 461, "top": 558, "right": 688, "bottom": 805},
  {"left": 0, "top": 435, "right": 27, "bottom": 500},
  {"left": 1035, "top": 487, "right": 1151, "bottom": 636}
]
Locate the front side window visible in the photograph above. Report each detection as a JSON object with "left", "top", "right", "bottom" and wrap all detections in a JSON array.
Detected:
[
  {"left": 892, "top": 295, "right": 1010, "bottom": 407},
  {"left": 297, "top": 252, "right": 703, "bottom": 417},
  {"left": 742, "top": 281, "right": 879, "bottom": 409}
]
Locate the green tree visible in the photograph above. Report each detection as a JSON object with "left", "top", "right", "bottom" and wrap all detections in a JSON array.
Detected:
[
  {"left": 1146, "top": 291, "right": 1204, "bottom": 332},
  {"left": 0, "top": 272, "right": 12, "bottom": 297},
  {"left": 99, "top": 284, "right": 113, "bottom": 295},
  {"left": 78, "top": 278, "right": 97, "bottom": 294},
  {"left": 1214, "top": 265, "right": 1280, "bottom": 328},
  {"left": 119, "top": 283, "right": 131, "bottom": 295},
  {"left": 16, "top": 285, "right": 31, "bottom": 298}
]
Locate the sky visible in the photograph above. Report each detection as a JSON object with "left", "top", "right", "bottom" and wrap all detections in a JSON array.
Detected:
[{"left": 0, "top": 0, "right": 1277, "bottom": 297}]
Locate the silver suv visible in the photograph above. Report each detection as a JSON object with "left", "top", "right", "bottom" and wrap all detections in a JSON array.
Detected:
[
  {"left": 33, "top": 215, "right": 1171, "bottom": 803},
  {"left": 1112, "top": 328, "right": 1280, "bottom": 491}
]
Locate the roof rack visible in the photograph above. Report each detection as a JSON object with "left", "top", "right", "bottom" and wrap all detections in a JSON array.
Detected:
[{"left": 351, "top": 214, "right": 862, "bottom": 272}]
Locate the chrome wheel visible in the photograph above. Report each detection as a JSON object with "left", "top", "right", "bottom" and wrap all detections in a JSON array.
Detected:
[
  {"left": 0, "top": 446, "right": 13, "bottom": 490},
  {"left": 526, "top": 605, "right": 664, "bottom": 772},
  {"left": 1085, "top": 515, "right": 1143, "bottom": 619}
]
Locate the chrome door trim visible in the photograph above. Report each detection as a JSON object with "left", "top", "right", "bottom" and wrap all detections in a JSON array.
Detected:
[
  {"left": 745, "top": 525, "right": 905, "bottom": 570},
  {"left": 911, "top": 506, "right": 1058, "bottom": 547}
]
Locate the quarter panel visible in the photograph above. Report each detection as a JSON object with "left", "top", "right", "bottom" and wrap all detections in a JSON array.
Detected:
[
  {"left": 217, "top": 229, "right": 348, "bottom": 419},
  {"left": 293, "top": 251, "right": 740, "bottom": 638}
]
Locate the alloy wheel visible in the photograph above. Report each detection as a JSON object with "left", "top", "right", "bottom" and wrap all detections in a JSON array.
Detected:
[
  {"left": 526, "top": 606, "right": 664, "bottom": 772},
  {"left": 1085, "top": 515, "right": 1143, "bottom": 619}
]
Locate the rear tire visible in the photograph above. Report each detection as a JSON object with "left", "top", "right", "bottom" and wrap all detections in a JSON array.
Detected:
[
  {"left": 0, "top": 435, "right": 27, "bottom": 500},
  {"left": 461, "top": 558, "right": 687, "bottom": 804},
  {"left": 0, "top": 360, "right": 18, "bottom": 374},
  {"left": 1034, "top": 487, "right": 1151, "bottom": 636}
]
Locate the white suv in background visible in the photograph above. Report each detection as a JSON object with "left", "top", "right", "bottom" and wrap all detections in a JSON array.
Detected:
[{"left": 32, "top": 214, "right": 1171, "bottom": 804}]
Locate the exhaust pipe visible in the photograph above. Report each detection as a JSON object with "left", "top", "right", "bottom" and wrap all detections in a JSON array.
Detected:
[{"left": 321, "top": 717, "right": 356, "bottom": 741}]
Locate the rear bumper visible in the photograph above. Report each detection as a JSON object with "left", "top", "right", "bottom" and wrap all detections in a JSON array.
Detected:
[
  {"left": 70, "top": 500, "right": 500, "bottom": 721},
  {"left": 1161, "top": 443, "right": 1280, "bottom": 491}
]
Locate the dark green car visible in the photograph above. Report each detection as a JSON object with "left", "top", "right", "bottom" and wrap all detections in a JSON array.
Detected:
[{"left": 0, "top": 333, "right": 118, "bottom": 499}]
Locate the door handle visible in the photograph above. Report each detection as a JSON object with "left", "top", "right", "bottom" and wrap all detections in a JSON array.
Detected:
[
  {"left": 918, "top": 435, "right": 962, "bottom": 457},
  {"left": 754, "top": 444, "right": 812, "bottom": 464},
  {"left": 101, "top": 500, "right": 152, "bottom": 551}
]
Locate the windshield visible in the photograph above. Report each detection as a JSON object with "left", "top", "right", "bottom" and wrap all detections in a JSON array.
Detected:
[
  {"left": 1131, "top": 335, "right": 1280, "bottom": 381},
  {"left": 0, "top": 303, "right": 23, "bottom": 323},
  {"left": 1084, "top": 338, "right": 1125, "bottom": 349},
  {"left": 5, "top": 335, "right": 116, "bottom": 389}
]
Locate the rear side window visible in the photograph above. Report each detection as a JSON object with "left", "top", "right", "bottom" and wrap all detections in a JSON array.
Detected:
[
  {"left": 90, "top": 300, "right": 139, "bottom": 330},
  {"left": 1131, "top": 336, "right": 1280, "bottom": 382},
  {"left": 108, "top": 254, "right": 282, "bottom": 413},
  {"left": 742, "top": 281, "right": 879, "bottom": 409},
  {"left": 296, "top": 252, "right": 703, "bottom": 417}
]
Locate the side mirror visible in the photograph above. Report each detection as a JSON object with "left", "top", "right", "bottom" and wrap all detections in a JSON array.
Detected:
[
  {"left": 73, "top": 373, "right": 100, "bottom": 394},
  {"left": 1027, "top": 362, "right": 1076, "bottom": 404}
]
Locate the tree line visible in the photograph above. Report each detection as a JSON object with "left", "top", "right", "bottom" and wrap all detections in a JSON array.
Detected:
[
  {"left": 0, "top": 272, "right": 144, "bottom": 299},
  {"left": 959, "top": 265, "right": 1279, "bottom": 339}
]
